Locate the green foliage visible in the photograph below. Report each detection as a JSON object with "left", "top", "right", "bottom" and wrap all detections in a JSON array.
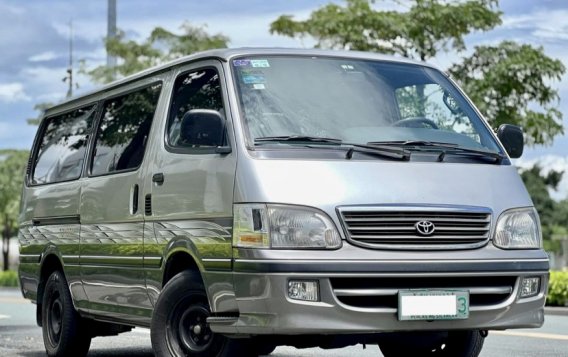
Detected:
[
  {"left": 0, "top": 150, "right": 29, "bottom": 222},
  {"left": 27, "top": 102, "right": 54, "bottom": 126},
  {"left": 0, "top": 270, "right": 18, "bottom": 287},
  {"left": 450, "top": 41, "right": 565, "bottom": 146},
  {"left": 271, "top": 0, "right": 501, "bottom": 61},
  {"left": 270, "top": 0, "right": 565, "bottom": 146},
  {"left": 0, "top": 150, "right": 29, "bottom": 271},
  {"left": 85, "top": 22, "right": 229, "bottom": 84},
  {"left": 547, "top": 271, "right": 568, "bottom": 306},
  {"left": 519, "top": 165, "right": 563, "bottom": 244}
]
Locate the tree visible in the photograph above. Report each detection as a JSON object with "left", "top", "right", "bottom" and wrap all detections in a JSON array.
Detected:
[
  {"left": 85, "top": 22, "right": 229, "bottom": 84},
  {"left": 0, "top": 150, "right": 28, "bottom": 271},
  {"left": 26, "top": 102, "right": 54, "bottom": 126},
  {"left": 450, "top": 42, "right": 565, "bottom": 146},
  {"left": 270, "top": 0, "right": 565, "bottom": 146},
  {"left": 271, "top": 0, "right": 501, "bottom": 61},
  {"left": 519, "top": 165, "right": 564, "bottom": 251}
]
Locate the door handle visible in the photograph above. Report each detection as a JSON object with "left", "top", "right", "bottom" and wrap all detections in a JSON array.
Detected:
[
  {"left": 152, "top": 173, "right": 165, "bottom": 184},
  {"left": 131, "top": 184, "right": 139, "bottom": 214}
]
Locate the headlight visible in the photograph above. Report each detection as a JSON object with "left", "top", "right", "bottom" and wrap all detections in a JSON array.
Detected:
[
  {"left": 233, "top": 204, "right": 342, "bottom": 249},
  {"left": 493, "top": 208, "right": 542, "bottom": 249}
]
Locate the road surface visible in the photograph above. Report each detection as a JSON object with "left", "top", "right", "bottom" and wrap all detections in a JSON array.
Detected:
[{"left": 1, "top": 288, "right": 566, "bottom": 356}]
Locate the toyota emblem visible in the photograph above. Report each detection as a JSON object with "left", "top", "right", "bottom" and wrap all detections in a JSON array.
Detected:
[{"left": 415, "top": 220, "right": 435, "bottom": 236}]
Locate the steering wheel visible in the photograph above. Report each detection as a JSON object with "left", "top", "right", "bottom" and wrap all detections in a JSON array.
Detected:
[{"left": 392, "top": 117, "right": 439, "bottom": 129}]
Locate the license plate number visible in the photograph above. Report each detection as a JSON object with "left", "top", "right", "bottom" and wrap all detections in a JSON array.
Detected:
[{"left": 398, "top": 290, "right": 469, "bottom": 321}]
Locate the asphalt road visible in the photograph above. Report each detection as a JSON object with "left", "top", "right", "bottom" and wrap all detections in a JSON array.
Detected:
[{"left": 1, "top": 288, "right": 566, "bottom": 357}]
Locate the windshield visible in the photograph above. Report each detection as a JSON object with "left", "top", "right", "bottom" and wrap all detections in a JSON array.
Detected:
[{"left": 232, "top": 56, "right": 502, "bottom": 154}]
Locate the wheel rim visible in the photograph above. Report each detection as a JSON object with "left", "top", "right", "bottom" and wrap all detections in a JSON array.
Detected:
[
  {"left": 47, "top": 291, "right": 63, "bottom": 346},
  {"left": 168, "top": 301, "right": 215, "bottom": 354}
]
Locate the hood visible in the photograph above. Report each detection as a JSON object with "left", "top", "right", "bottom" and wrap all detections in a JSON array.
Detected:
[{"left": 234, "top": 158, "right": 532, "bottom": 222}]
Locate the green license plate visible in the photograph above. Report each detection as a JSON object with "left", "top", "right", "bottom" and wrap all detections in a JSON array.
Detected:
[{"left": 398, "top": 290, "right": 469, "bottom": 321}]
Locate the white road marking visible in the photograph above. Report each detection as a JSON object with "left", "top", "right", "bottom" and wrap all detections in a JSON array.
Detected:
[
  {"left": 492, "top": 330, "right": 568, "bottom": 341},
  {"left": 133, "top": 328, "right": 150, "bottom": 334},
  {"left": 0, "top": 314, "right": 10, "bottom": 319}
]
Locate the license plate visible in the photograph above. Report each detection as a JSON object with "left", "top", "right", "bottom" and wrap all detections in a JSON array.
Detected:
[{"left": 398, "top": 290, "right": 469, "bottom": 321}]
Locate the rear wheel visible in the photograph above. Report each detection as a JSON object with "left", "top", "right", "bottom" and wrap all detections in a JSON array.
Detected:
[
  {"left": 378, "top": 330, "right": 485, "bottom": 357},
  {"left": 151, "top": 270, "right": 256, "bottom": 357},
  {"left": 42, "top": 270, "right": 91, "bottom": 357}
]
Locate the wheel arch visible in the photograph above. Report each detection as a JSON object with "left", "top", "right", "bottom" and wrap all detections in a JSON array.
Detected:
[
  {"left": 36, "top": 251, "right": 65, "bottom": 326},
  {"left": 162, "top": 248, "right": 203, "bottom": 287}
]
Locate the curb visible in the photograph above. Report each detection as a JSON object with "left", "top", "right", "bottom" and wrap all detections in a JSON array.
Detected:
[{"left": 544, "top": 306, "right": 568, "bottom": 316}]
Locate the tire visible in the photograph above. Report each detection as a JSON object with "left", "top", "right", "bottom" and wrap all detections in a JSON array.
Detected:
[
  {"left": 151, "top": 270, "right": 257, "bottom": 357},
  {"left": 378, "top": 330, "right": 485, "bottom": 357},
  {"left": 42, "top": 270, "right": 91, "bottom": 357}
]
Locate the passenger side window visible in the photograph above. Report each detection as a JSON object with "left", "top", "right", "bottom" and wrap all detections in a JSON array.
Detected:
[
  {"left": 91, "top": 83, "right": 162, "bottom": 176},
  {"left": 32, "top": 105, "right": 96, "bottom": 185},
  {"left": 167, "top": 68, "right": 224, "bottom": 148}
]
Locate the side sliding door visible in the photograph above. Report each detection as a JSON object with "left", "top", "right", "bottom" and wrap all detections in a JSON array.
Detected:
[{"left": 79, "top": 79, "right": 164, "bottom": 323}]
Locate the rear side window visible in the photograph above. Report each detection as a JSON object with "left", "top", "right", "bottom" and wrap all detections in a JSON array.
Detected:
[
  {"left": 167, "top": 68, "right": 224, "bottom": 148},
  {"left": 91, "top": 83, "right": 162, "bottom": 176},
  {"left": 32, "top": 105, "right": 96, "bottom": 185}
]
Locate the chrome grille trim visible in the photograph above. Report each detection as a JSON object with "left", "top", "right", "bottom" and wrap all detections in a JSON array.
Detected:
[
  {"left": 330, "top": 276, "right": 517, "bottom": 310},
  {"left": 334, "top": 286, "right": 513, "bottom": 297},
  {"left": 337, "top": 205, "right": 492, "bottom": 250}
]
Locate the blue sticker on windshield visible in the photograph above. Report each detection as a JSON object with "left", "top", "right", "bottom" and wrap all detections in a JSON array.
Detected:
[
  {"left": 242, "top": 74, "right": 266, "bottom": 84},
  {"left": 234, "top": 59, "right": 251, "bottom": 66}
]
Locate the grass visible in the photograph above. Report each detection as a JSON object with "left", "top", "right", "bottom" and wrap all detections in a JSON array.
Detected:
[
  {"left": 547, "top": 270, "right": 568, "bottom": 306},
  {"left": 0, "top": 270, "right": 18, "bottom": 287}
]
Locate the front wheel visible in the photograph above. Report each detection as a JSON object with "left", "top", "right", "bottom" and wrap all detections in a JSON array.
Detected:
[
  {"left": 378, "top": 330, "right": 485, "bottom": 357},
  {"left": 42, "top": 270, "right": 91, "bottom": 357},
  {"left": 151, "top": 270, "right": 256, "bottom": 357}
]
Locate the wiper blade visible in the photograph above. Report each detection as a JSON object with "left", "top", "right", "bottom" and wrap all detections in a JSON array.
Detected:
[
  {"left": 308, "top": 142, "right": 410, "bottom": 161},
  {"left": 342, "top": 145, "right": 410, "bottom": 161},
  {"left": 255, "top": 136, "right": 409, "bottom": 160},
  {"left": 368, "top": 140, "right": 459, "bottom": 147},
  {"left": 255, "top": 135, "right": 343, "bottom": 144},
  {"left": 368, "top": 140, "right": 504, "bottom": 163}
]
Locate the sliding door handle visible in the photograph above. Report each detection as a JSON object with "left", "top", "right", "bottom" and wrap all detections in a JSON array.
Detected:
[{"left": 131, "top": 184, "right": 139, "bottom": 214}]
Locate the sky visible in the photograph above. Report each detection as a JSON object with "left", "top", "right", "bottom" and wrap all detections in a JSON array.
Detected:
[{"left": 1, "top": 0, "right": 567, "bottom": 193}]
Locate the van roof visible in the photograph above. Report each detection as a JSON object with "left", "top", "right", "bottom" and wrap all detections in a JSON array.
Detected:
[{"left": 46, "top": 47, "right": 440, "bottom": 115}]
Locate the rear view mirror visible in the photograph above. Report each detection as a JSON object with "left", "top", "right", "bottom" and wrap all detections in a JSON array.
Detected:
[
  {"left": 496, "top": 124, "right": 523, "bottom": 159},
  {"left": 180, "top": 109, "right": 231, "bottom": 153}
]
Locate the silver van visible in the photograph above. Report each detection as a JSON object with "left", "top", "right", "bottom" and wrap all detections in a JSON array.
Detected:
[{"left": 18, "top": 48, "right": 548, "bottom": 357}]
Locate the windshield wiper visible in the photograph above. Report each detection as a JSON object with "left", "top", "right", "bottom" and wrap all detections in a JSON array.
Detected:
[
  {"left": 255, "top": 135, "right": 343, "bottom": 144},
  {"left": 368, "top": 140, "right": 504, "bottom": 163},
  {"left": 254, "top": 136, "right": 409, "bottom": 161}
]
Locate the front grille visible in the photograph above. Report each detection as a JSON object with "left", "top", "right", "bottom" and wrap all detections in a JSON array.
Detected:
[
  {"left": 338, "top": 207, "right": 491, "bottom": 250},
  {"left": 331, "top": 276, "right": 516, "bottom": 309}
]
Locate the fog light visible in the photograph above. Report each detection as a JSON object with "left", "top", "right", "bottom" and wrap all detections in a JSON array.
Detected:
[
  {"left": 520, "top": 277, "right": 540, "bottom": 298},
  {"left": 288, "top": 280, "right": 319, "bottom": 301}
]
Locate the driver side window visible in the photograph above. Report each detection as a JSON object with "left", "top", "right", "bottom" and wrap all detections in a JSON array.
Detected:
[
  {"left": 167, "top": 68, "right": 224, "bottom": 148},
  {"left": 395, "top": 84, "right": 480, "bottom": 143}
]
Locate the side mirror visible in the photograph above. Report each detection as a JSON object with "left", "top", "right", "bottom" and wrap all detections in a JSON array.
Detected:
[
  {"left": 180, "top": 109, "right": 231, "bottom": 153},
  {"left": 496, "top": 124, "right": 523, "bottom": 159}
]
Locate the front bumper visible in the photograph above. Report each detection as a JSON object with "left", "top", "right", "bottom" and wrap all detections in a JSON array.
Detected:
[{"left": 209, "top": 257, "right": 549, "bottom": 335}]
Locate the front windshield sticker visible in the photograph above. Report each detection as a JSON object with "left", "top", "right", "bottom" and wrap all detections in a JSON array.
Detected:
[
  {"left": 234, "top": 59, "right": 251, "bottom": 66},
  {"left": 252, "top": 83, "right": 266, "bottom": 90},
  {"left": 250, "top": 59, "right": 270, "bottom": 68},
  {"left": 241, "top": 69, "right": 266, "bottom": 84}
]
